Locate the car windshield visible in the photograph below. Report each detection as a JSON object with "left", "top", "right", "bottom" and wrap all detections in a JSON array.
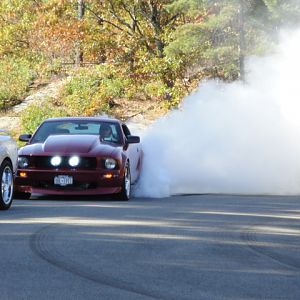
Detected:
[{"left": 30, "top": 120, "right": 122, "bottom": 144}]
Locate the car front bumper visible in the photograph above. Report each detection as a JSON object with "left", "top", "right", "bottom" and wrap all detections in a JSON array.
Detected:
[{"left": 15, "top": 168, "right": 123, "bottom": 195}]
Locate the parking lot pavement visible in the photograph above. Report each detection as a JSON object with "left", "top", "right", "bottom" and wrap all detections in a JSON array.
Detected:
[{"left": 1, "top": 194, "right": 300, "bottom": 299}]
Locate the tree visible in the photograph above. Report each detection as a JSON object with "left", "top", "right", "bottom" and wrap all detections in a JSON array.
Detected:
[
  {"left": 165, "top": 0, "right": 300, "bottom": 81},
  {"left": 80, "top": 0, "right": 182, "bottom": 63},
  {"left": 76, "top": 0, "right": 85, "bottom": 65},
  {"left": 0, "top": 0, "right": 37, "bottom": 58},
  {"left": 29, "top": 0, "right": 83, "bottom": 64}
]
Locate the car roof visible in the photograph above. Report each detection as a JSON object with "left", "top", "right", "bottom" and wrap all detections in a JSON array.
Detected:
[{"left": 44, "top": 117, "right": 121, "bottom": 124}]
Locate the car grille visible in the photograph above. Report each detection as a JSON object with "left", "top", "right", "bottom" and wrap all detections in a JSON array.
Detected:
[{"left": 32, "top": 156, "right": 97, "bottom": 170}]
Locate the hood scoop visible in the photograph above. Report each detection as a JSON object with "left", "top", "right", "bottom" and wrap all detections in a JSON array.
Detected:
[{"left": 43, "top": 135, "right": 99, "bottom": 154}]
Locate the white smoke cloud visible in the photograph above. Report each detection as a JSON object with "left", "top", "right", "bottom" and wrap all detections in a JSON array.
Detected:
[{"left": 133, "top": 28, "right": 300, "bottom": 197}]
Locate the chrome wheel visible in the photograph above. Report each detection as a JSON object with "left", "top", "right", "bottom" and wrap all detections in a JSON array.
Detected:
[
  {"left": 116, "top": 162, "right": 131, "bottom": 201},
  {"left": 1, "top": 165, "right": 13, "bottom": 205},
  {"left": 124, "top": 165, "right": 131, "bottom": 199},
  {"left": 0, "top": 161, "right": 14, "bottom": 210}
]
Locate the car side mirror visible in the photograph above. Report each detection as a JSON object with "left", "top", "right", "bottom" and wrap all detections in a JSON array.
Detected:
[
  {"left": 126, "top": 135, "right": 140, "bottom": 144},
  {"left": 19, "top": 134, "right": 32, "bottom": 142}
]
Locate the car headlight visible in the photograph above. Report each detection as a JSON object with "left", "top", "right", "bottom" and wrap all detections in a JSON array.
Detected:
[
  {"left": 18, "top": 157, "right": 29, "bottom": 168},
  {"left": 105, "top": 158, "right": 117, "bottom": 169},
  {"left": 69, "top": 156, "right": 80, "bottom": 167},
  {"left": 50, "top": 156, "right": 62, "bottom": 167}
]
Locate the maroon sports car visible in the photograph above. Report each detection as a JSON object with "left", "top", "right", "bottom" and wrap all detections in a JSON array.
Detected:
[{"left": 15, "top": 117, "right": 142, "bottom": 200}]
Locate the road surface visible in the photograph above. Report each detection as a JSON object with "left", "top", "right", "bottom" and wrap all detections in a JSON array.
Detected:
[{"left": 0, "top": 194, "right": 299, "bottom": 299}]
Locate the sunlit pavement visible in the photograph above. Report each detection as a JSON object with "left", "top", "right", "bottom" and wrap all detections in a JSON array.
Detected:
[{"left": 1, "top": 195, "right": 300, "bottom": 300}]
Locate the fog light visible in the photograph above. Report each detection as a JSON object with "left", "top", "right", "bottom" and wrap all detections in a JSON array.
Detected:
[
  {"left": 103, "top": 173, "right": 113, "bottom": 179},
  {"left": 50, "top": 156, "right": 62, "bottom": 167},
  {"left": 69, "top": 156, "right": 80, "bottom": 167}
]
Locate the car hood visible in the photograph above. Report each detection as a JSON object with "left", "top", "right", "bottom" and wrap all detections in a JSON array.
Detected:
[{"left": 19, "top": 135, "right": 117, "bottom": 156}]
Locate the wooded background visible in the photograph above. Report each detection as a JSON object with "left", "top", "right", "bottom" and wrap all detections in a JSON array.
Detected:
[{"left": 1, "top": 0, "right": 299, "bottom": 125}]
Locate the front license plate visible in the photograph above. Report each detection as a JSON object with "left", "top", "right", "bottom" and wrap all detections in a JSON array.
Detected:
[{"left": 54, "top": 175, "right": 73, "bottom": 186}]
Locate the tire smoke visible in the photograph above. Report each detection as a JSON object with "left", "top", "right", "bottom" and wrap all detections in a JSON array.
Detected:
[{"left": 133, "top": 29, "right": 300, "bottom": 197}]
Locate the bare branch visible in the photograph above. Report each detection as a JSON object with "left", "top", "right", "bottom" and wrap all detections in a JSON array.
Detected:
[
  {"left": 31, "top": 0, "right": 42, "bottom": 7},
  {"left": 83, "top": 3, "right": 133, "bottom": 36},
  {"left": 165, "top": 13, "right": 180, "bottom": 26},
  {"left": 108, "top": 0, "right": 133, "bottom": 31}
]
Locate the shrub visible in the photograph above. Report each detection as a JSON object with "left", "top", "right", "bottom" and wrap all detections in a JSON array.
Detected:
[
  {"left": 59, "top": 65, "right": 131, "bottom": 116},
  {"left": 21, "top": 102, "right": 66, "bottom": 134},
  {"left": 0, "top": 57, "right": 35, "bottom": 109}
]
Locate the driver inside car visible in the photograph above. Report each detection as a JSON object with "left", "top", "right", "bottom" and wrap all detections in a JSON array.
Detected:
[{"left": 99, "top": 124, "right": 119, "bottom": 143}]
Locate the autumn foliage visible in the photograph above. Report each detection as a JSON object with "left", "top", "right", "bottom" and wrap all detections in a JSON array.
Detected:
[{"left": 1, "top": 0, "right": 299, "bottom": 122}]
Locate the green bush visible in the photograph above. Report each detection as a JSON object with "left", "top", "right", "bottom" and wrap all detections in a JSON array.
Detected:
[
  {"left": 60, "top": 65, "right": 131, "bottom": 116},
  {"left": 61, "top": 68, "right": 100, "bottom": 115},
  {"left": 0, "top": 57, "right": 35, "bottom": 109},
  {"left": 21, "top": 102, "right": 66, "bottom": 134},
  {"left": 144, "top": 80, "right": 168, "bottom": 98}
]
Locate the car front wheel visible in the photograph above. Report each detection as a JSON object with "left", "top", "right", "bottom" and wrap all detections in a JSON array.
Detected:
[
  {"left": 117, "top": 162, "right": 131, "bottom": 201},
  {"left": 0, "top": 160, "right": 14, "bottom": 210}
]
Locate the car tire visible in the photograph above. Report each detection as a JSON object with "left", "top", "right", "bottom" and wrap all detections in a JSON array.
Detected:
[
  {"left": 117, "top": 162, "right": 131, "bottom": 201},
  {"left": 14, "top": 192, "right": 31, "bottom": 200},
  {"left": 0, "top": 160, "right": 14, "bottom": 210}
]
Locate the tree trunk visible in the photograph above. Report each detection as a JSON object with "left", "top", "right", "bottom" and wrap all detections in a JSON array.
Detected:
[
  {"left": 238, "top": 0, "right": 246, "bottom": 82},
  {"left": 76, "top": 0, "right": 84, "bottom": 66}
]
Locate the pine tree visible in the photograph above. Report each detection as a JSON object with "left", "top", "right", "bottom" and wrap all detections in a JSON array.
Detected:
[{"left": 165, "top": 0, "right": 300, "bottom": 80}]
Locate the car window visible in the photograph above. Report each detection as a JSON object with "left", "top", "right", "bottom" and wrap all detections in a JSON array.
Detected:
[
  {"left": 30, "top": 121, "right": 122, "bottom": 144},
  {"left": 122, "top": 124, "right": 131, "bottom": 137}
]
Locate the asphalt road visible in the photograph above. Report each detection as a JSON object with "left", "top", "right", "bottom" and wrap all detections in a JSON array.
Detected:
[{"left": 1, "top": 194, "right": 300, "bottom": 300}]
